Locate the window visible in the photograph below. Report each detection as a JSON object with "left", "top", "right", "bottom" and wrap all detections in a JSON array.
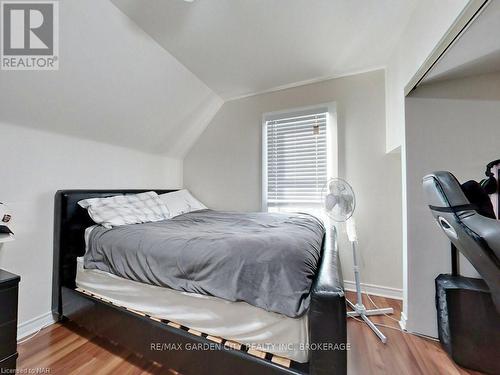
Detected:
[{"left": 263, "top": 106, "right": 332, "bottom": 213}]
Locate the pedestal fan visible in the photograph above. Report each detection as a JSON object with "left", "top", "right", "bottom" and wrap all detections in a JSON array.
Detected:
[{"left": 322, "top": 178, "right": 394, "bottom": 343}]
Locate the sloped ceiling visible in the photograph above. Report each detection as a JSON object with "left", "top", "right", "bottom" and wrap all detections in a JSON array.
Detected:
[
  {"left": 0, "top": 0, "right": 222, "bottom": 157},
  {"left": 111, "top": 0, "right": 419, "bottom": 99},
  {"left": 0, "top": 0, "right": 420, "bottom": 157}
]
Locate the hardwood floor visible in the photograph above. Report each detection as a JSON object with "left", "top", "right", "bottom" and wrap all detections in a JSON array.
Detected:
[
  {"left": 343, "top": 293, "right": 482, "bottom": 375},
  {"left": 17, "top": 293, "right": 482, "bottom": 375}
]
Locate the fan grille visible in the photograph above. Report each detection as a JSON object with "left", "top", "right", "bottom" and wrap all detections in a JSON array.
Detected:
[{"left": 321, "top": 178, "right": 355, "bottom": 222}]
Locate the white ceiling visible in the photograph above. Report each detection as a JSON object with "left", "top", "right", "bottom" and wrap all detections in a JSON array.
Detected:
[
  {"left": 0, "top": 0, "right": 423, "bottom": 157},
  {"left": 0, "top": 0, "right": 222, "bottom": 156},
  {"left": 422, "top": 0, "right": 500, "bottom": 84},
  {"left": 112, "top": 0, "right": 419, "bottom": 99}
]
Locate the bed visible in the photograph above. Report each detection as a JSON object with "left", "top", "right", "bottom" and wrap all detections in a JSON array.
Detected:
[{"left": 52, "top": 190, "right": 347, "bottom": 375}]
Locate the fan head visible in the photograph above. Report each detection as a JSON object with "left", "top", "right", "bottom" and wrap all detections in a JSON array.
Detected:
[{"left": 322, "top": 178, "right": 355, "bottom": 222}]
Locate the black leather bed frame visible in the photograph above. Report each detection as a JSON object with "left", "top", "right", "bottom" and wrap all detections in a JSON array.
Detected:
[{"left": 52, "top": 190, "right": 347, "bottom": 375}]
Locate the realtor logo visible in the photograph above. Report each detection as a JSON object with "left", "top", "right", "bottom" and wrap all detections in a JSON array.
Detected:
[{"left": 1, "top": 1, "right": 58, "bottom": 70}]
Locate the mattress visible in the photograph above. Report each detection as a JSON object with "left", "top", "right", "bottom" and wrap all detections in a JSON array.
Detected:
[
  {"left": 76, "top": 257, "right": 309, "bottom": 362},
  {"left": 83, "top": 210, "right": 324, "bottom": 318}
]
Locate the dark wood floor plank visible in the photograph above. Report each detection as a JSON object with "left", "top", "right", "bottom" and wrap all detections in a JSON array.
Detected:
[{"left": 17, "top": 294, "right": 481, "bottom": 374}]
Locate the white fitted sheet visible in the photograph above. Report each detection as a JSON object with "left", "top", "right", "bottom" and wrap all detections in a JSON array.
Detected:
[{"left": 76, "top": 257, "right": 308, "bottom": 362}]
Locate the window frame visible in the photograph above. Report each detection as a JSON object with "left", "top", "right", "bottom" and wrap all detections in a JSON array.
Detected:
[{"left": 261, "top": 103, "right": 337, "bottom": 212}]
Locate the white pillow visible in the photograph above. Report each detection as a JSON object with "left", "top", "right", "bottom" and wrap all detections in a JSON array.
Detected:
[
  {"left": 78, "top": 191, "right": 170, "bottom": 228},
  {"left": 159, "top": 189, "right": 207, "bottom": 218}
]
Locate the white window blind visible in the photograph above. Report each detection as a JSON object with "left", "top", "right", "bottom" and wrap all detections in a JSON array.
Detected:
[{"left": 265, "top": 110, "right": 328, "bottom": 209}]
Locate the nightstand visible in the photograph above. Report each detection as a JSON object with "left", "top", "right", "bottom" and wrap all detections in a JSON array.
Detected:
[{"left": 0, "top": 269, "right": 20, "bottom": 372}]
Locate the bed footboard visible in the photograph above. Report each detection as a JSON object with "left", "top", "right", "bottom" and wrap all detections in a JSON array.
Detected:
[{"left": 309, "top": 228, "right": 347, "bottom": 375}]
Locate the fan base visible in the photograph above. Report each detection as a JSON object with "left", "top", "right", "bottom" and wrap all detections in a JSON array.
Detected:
[{"left": 346, "top": 299, "right": 394, "bottom": 343}]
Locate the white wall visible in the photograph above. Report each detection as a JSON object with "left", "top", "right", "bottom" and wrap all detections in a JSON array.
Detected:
[
  {"left": 404, "top": 72, "right": 500, "bottom": 337},
  {"left": 385, "top": 0, "right": 469, "bottom": 152},
  {"left": 184, "top": 70, "right": 403, "bottom": 293},
  {"left": 0, "top": 122, "right": 182, "bottom": 337}
]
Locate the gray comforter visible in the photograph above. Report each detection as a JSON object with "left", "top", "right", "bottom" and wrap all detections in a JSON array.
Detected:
[{"left": 84, "top": 210, "right": 324, "bottom": 317}]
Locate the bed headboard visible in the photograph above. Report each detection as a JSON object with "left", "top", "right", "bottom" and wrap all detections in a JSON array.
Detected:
[{"left": 52, "top": 189, "right": 176, "bottom": 316}]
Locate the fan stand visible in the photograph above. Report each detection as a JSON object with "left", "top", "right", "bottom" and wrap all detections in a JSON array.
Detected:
[{"left": 346, "top": 241, "right": 394, "bottom": 343}]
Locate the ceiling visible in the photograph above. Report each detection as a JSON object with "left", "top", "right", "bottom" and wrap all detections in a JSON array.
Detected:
[
  {"left": 422, "top": 0, "right": 500, "bottom": 84},
  {"left": 0, "top": 0, "right": 423, "bottom": 158},
  {"left": 112, "top": 0, "right": 419, "bottom": 99},
  {"left": 0, "top": 0, "right": 222, "bottom": 156}
]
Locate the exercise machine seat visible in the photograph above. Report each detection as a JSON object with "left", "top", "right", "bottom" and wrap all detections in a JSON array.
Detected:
[{"left": 423, "top": 171, "right": 500, "bottom": 312}]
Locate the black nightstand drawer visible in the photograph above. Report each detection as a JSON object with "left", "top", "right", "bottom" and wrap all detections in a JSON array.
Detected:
[
  {"left": 0, "top": 321, "right": 17, "bottom": 360},
  {"left": 0, "top": 286, "right": 18, "bottom": 324},
  {"left": 0, "top": 269, "right": 19, "bottom": 374},
  {"left": 0, "top": 352, "right": 18, "bottom": 372}
]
